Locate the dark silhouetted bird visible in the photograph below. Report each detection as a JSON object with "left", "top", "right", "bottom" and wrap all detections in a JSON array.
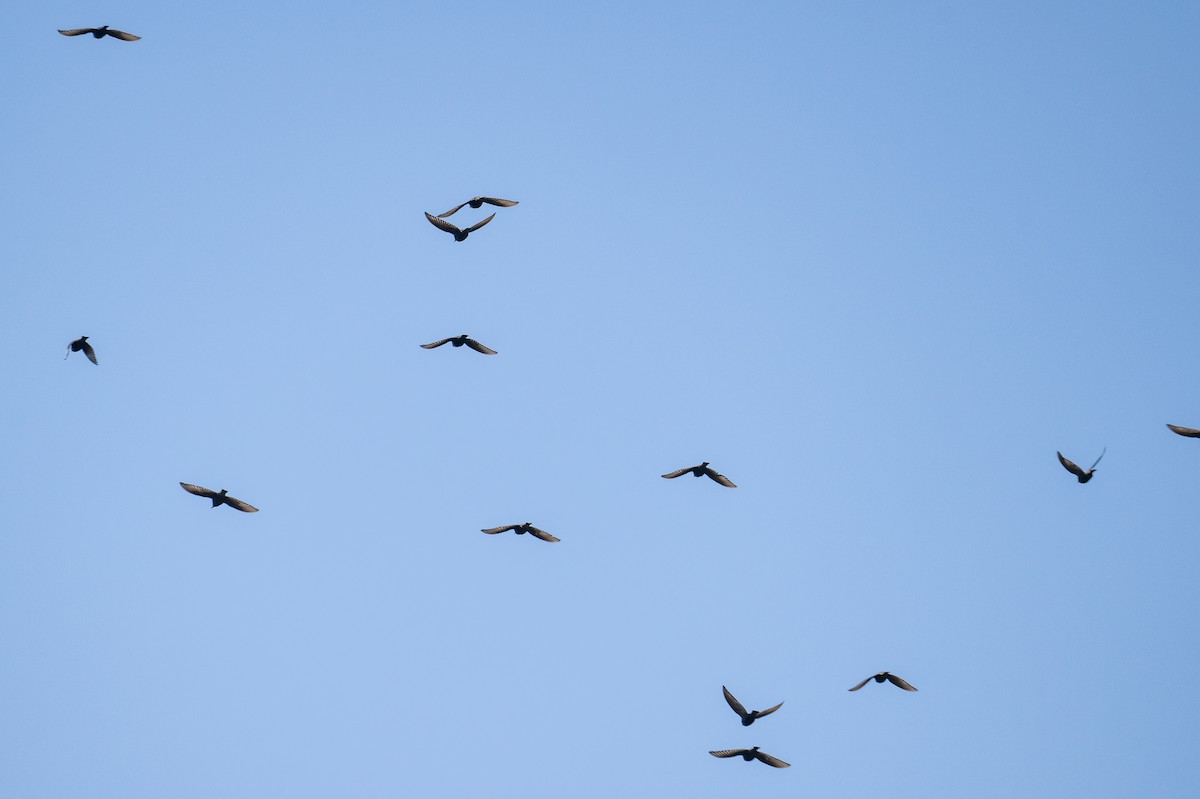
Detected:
[
  {"left": 722, "top": 686, "right": 783, "bottom": 726},
  {"left": 180, "top": 482, "right": 259, "bottom": 512},
  {"left": 420, "top": 334, "right": 497, "bottom": 355},
  {"left": 708, "top": 747, "right": 790, "bottom": 768},
  {"left": 1166, "top": 424, "right": 1200, "bottom": 438},
  {"left": 481, "top": 522, "right": 559, "bottom": 542},
  {"left": 848, "top": 672, "right": 918, "bottom": 692},
  {"left": 65, "top": 336, "right": 98, "bottom": 365},
  {"left": 425, "top": 211, "right": 495, "bottom": 241},
  {"left": 661, "top": 462, "right": 736, "bottom": 488},
  {"left": 1057, "top": 449, "right": 1105, "bottom": 483},
  {"left": 437, "top": 197, "right": 519, "bottom": 219},
  {"left": 58, "top": 26, "right": 140, "bottom": 41}
]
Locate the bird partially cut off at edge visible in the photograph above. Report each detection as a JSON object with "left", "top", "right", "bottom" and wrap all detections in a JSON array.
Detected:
[
  {"left": 848, "top": 672, "right": 918, "bottom": 692},
  {"left": 180, "top": 482, "right": 259, "bottom": 512},
  {"left": 722, "top": 686, "right": 783, "bottom": 726},
  {"left": 1057, "top": 449, "right": 1105, "bottom": 483},
  {"left": 58, "top": 26, "right": 140, "bottom": 41},
  {"left": 661, "top": 462, "right": 736, "bottom": 488},
  {"left": 1166, "top": 423, "right": 1200, "bottom": 438},
  {"left": 420, "top": 334, "right": 497, "bottom": 355},
  {"left": 65, "top": 336, "right": 98, "bottom": 365},
  {"left": 425, "top": 211, "right": 495, "bottom": 242},
  {"left": 708, "top": 747, "right": 790, "bottom": 768},
  {"left": 481, "top": 522, "right": 559, "bottom": 542},
  {"left": 437, "top": 197, "right": 519, "bottom": 218}
]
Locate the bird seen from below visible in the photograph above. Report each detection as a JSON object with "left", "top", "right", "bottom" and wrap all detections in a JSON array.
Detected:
[
  {"left": 1057, "top": 449, "right": 1105, "bottom": 483},
  {"left": 436, "top": 197, "right": 519, "bottom": 219},
  {"left": 179, "top": 483, "right": 260, "bottom": 513},
  {"left": 661, "top": 462, "right": 737, "bottom": 487},
  {"left": 58, "top": 26, "right": 140, "bottom": 41},
  {"left": 722, "top": 686, "right": 783, "bottom": 726},
  {"left": 1166, "top": 423, "right": 1200, "bottom": 438},
  {"left": 64, "top": 336, "right": 98, "bottom": 365},
  {"left": 481, "top": 522, "right": 559, "bottom": 542},
  {"left": 848, "top": 672, "right": 918, "bottom": 692},
  {"left": 420, "top": 334, "right": 497, "bottom": 355},
  {"left": 425, "top": 211, "right": 495, "bottom": 242},
  {"left": 708, "top": 747, "right": 790, "bottom": 768}
]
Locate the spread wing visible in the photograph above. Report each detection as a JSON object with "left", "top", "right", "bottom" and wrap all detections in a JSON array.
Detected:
[
  {"left": 106, "top": 29, "right": 141, "bottom": 41},
  {"left": 527, "top": 526, "right": 560, "bottom": 542},
  {"left": 481, "top": 525, "right": 519, "bottom": 534},
  {"left": 661, "top": 466, "right": 694, "bottom": 479},
  {"left": 755, "top": 701, "right": 784, "bottom": 718},
  {"left": 1057, "top": 451, "right": 1085, "bottom": 478},
  {"left": 180, "top": 482, "right": 218, "bottom": 499},
  {"left": 709, "top": 749, "right": 747, "bottom": 759},
  {"left": 722, "top": 686, "right": 748, "bottom": 719},
  {"left": 1167, "top": 423, "right": 1200, "bottom": 438},
  {"left": 462, "top": 213, "right": 496, "bottom": 234},
  {"left": 480, "top": 197, "right": 519, "bottom": 208},
  {"left": 223, "top": 496, "right": 260, "bottom": 513},
  {"left": 704, "top": 467, "right": 737, "bottom": 488},
  {"left": 753, "top": 750, "right": 790, "bottom": 768},
  {"left": 420, "top": 338, "right": 453, "bottom": 349},
  {"left": 80, "top": 340, "right": 98, "bottom": 365},
  {"left": 436, "top": 202, "right": 469, "bottom": 219},
  {"left": 464, "top": 338, "right": 497, "bottom": 355},
  {"left": 885, "top": 673, "right": 917, "bottom": 691},
  {"left": 425, "top": 212, "right": 461, "bottom": 235},
  {"left": 58, "top": 28, "right": 97, "bottom": 36},
  {"left": 847, "top": 676, "right": 873, "bottom": 692}
]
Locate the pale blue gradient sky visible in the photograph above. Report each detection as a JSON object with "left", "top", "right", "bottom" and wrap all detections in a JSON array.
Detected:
[{"left": 3, "top": 2, "right": 1200, "bottom": 797}]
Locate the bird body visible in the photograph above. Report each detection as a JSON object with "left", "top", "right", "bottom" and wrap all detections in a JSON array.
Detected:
[
  {"left": 848, "top": 672, "right": 918, "bottom": 692},
  {"left": 58, "top": 26, "right": 140, "bottom": 41},
  {"left": 425, "top": 211, "right": 495, "bottom": 241},
  {"left": 180, "top": 482, "right": 259, "bottom": 512},
  {"left": 722, "top": 686, "right": 783, "bottom": 726},
  {"left": 708, "top": 747, "right": 790, "bottom": 768},
  {"left": 480, "top": 522, "right": 559, "bottom": 542},
  {"left": 1057, "top": 449, "right": 1105, "bottom": 483},
  {"left": 437, "top": 197, "right": 519, "bottom": 218},
  {"left": 420, "top": 334, "right": 497, "bottom": 354},
  {"left": 661, "top": 461, "right": 736, "bottom": 488},
  {"left": 65, "top": 336, "right": 98, "bottom": 365}
]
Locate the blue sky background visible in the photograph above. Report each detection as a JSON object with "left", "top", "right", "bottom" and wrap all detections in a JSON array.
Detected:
[{"left": 4, "top": 2, "right": 1200, "bottom": 797}]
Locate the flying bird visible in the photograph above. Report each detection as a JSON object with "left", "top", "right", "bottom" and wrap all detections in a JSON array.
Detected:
[
  {"left": 708, "top": 747, "right": 790, "bottom": 768},
  {"left": 1166, "top": 424, "right": 1200, "bottom": 438},
  {"left": 64, "top": 336, "right": 98, "bottom": 365},
  {"left": 58, "top": 26, "right": 141, "bottom": 41},
  {"left": 179, "top": 482, "right": 259, "bottom": 512},
  {"left": 481, "top": 522, "right": 559, "bottom": 542},
  {"left": 661, "top": 462, "right": 736, "bottom": 488},
  {"left": 722, "top": 686, "right": 783, "bottom": 726},
  {"left": 425, "top": 211, "right": 495, "bottom": 242},
  {"left": 1057, "top": 449, "right": 1105, "bottom": 483},
  {"left": 420, "top": 334, "right": 497, "bottom": 355},
  {"left": 848, "top": 672, "right": 918, "bottom": 692},
  {"left": 437, "top": 197, "right": 519, "bottom": 219}
]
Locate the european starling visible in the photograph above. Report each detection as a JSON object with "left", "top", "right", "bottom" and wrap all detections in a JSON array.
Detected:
[
  {"left": 437, "top": 197, "right": 519, "bottom": 219},
  {"left": 65, "top": 336, "right": 98, "bottom": 365},
  {"left": 480, "top": 522, "right": 559, "bottom": 542},
  {"left": 180, "top": 482, "right": 259, "bottom": 512},
  {"left": 848, "top": 672, "right": 918, "bottom": 692},
  {"left": 1166, "top": 424, "right": 1200, "bottom": 438},
  {"left": 58, "top": 26, "right": 140, "bottom": 41},
  {"left": 419, "top": 334, "right": 497, "bottom": 355},
  {"left": 425, "top": 211, "right": 495, "bottom": 242},
  {"left": 661, "top": 462, "right": 736, "bottom": 488},
  {"left": 1057, "top": 449, "right": 1105, "bottom": 483},
  {"left": 708, "top": 747, "right": 790, "bottom": 768},
  {"left": 722, "top": 686, "right": 783, "bottom": 726}
]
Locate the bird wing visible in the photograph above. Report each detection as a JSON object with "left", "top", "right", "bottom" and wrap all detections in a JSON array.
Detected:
[
  {"left": 661, "top": 466, "right": 693, "bottom": 479},
  {"left": 1056, "top": 452, "right": 1085, "bottom": 478},
  {"left": 885, "top": 673, "right": 918, "bottom": 691},
  {"left": 708, "top": 749, "right": 747, "bottom": 759},
  {"left": 755, "top": 701, "right": 784, "bottom": 718},
  {"left": 480, "top": 197, "right": 519, "bottom": 208},
  {"left": 420, "top": 338, "right": 453, "bottom": 349},
  {"left": 704, "top": 466, "right": 737, "bottom": 487},
  {"left": 1088, "top": 448, "right": 1106, "bottom": 472},
  {"left": 753, "top": 750, "right": 791, "bottom": 768},
  {"left": 81, "top": 340, "right": 98, "bottom": 365},
  {"left": 223, "top": 496, "right": 260, "bottom": 513},
  {"left": 436, "top": 202, "right": 469, "bottom": 219},
  {"left": 722, "top": 686, "right": 748, "bottom": 718},
  {"left": 481, "top": 525, "right": 519, "bottom": 534},
  {"left": 527, "top": 526, "right": 560, "bottom": 542},
  {"left": 847, "top": 676, "right": 873, "bottom": 692},
  {"left": 464, "top": 338, "right": 497, "bottom": 355},
  {"left": 58, "top": 28, "right": 96, "bottom": 36},
  {"left": 106, "top": 29, "right": 141, "bottom": 41},
  {"left": 425, "top": 212, "right": 462, "bottom": 235},
  {"left": 1167, "top": 423, "right": 1200, "bottom": 437},
  {"left": 462, "top": 213, "right": 496, "bottom": 234},
  {"left": 180, "top": 482, "right": 218, "bottom": 499}
]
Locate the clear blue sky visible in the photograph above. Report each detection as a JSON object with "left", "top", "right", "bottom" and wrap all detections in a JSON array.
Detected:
[{"left": 3, "top": 2, "right": 1200, "bottom": 797}]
